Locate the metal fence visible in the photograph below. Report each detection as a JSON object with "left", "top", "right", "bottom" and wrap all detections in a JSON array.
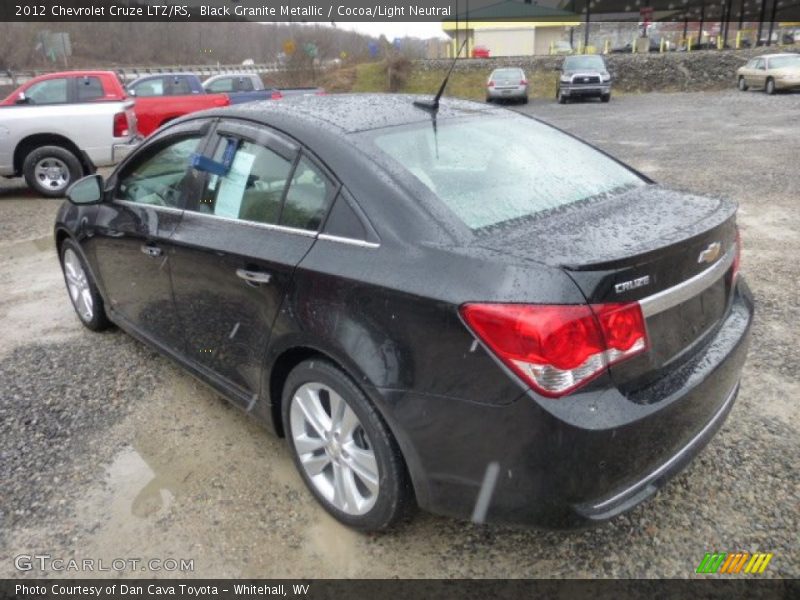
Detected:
[{"left": 0, "top": 63, "right": 283, "bottom": 87}]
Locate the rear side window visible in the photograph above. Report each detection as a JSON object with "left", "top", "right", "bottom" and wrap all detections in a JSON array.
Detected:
[
  {"left": 25, "top": 78, "right": 68, "bottom": 104},
  {"left": 282, "top": 156, "right": 334, "bottom": 230},
  {"left": 76, "top": 77, "right": 104, "bottom": 101},
  {"left": 366, "top": 115, "right": 644, "bottom": 231},
  {"left": 169, "top": 77, "right": 192, "bottom": 96},
  {"left": 236, "top": 77, "right": 255, "bottom": 92}
]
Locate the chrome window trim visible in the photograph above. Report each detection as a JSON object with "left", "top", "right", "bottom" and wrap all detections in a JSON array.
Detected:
[
  {"left": 317, "top": 233, "right": 380, "bottom": 249},
  {"left": 114, "top": 198, "right": 185, "bottom": 215},
  {"left": 186, "top": 209, "right": 319, "bottom": 238},
  {"left": 639, "top": 245, "right": 736, "bottom": 318}
]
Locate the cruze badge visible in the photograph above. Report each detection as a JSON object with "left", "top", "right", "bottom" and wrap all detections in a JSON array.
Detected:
[
  {"left": 698, "top": 242, "right": 722, "bottom": 265},
  {"left": 615, "top": 275, "right": 651, "bottom": 294}
]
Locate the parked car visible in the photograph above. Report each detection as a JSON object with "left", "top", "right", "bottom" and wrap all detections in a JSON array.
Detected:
[
  {"left": 127, "top": 73, "right": 230, "bottom": 136},
  {"left": 472, "top": 46, "right": 490, "bottom": 58},
  {"left": 0, "top": 71, "right": 137, "bottom": 197},
  {"left": 737, "top": 53, "right": 800, "bottom": 94},
  {"left": 486, "top": 67, "right": 529, "bottom": 104},
  {"left": 556, "top": 55, "right": 612, "bottom": 103},
  {"left": 202, "top": 73, "right": 283, "bottom": 105},
  {"left": 55, "top": 95, "right": 752, "bottom": 531},
  {"left": 552, "top": 41, "right": 574, "bottom": 55}
]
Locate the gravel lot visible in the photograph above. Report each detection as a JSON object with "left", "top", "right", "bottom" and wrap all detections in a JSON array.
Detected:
[{"left": 0, "top": 89, "right": 797, "bottom": 579}]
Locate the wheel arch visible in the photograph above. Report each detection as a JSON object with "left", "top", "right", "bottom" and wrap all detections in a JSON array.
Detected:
[
  {"left": 13, "top": 134, "right": 93, "bottom": 175},
  {"left": 263, "top": 341, "right": 428, "bottom": 508}
]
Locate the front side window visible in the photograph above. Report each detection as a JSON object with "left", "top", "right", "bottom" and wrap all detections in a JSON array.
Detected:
[
  {"left": 25, "top": 78, "right": 68, "bottom": 104},
  {"left": 207, "top": 78, "right": 234, "bottom": 93},
  {"left": 76, "top": 77, "right": 104, "bottom": 101},
  {"left": 200, "top": 140, "right": 292, "bottom": 225},
  {"left": 282, "top": 156, "right": 334, "bottom": 230},
  {"left": 117, "top": 136, "right": 203, "bottom": 207},
  {"left": 366, "top": 115, "right": 644, "bottom": 231},
  {"left": 131, "top": 78, "right": 164, "bottom": 97}
]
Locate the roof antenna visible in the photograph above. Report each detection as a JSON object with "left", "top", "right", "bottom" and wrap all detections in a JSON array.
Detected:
[{"left": 412, "top": 37, "right": 468, "bottom": 114}]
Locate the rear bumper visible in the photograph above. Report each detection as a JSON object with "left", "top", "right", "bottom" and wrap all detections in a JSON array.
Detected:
[
  {"left": 372, "top": 278, "right": 754, "bottom": 528},
  {"left": 487, "top": 87, "right": 528, "bottom": 99},
  {"left": 561, "top": 83, "right": 611, "bottom": 97}
]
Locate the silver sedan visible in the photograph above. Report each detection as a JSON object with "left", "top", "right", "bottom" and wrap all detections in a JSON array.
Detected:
[{"left": 486, "top": 68, "right": 529, "bottom": 104}]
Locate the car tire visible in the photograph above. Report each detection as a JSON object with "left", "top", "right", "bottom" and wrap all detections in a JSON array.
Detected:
[
  {"left": 282, "top": 359, "right": 415, "bottom": 531},
  {"left": 601, "top": 93, "right": 611, "bottom": 103},
  {"left": 485, "top": 96, "right": 492, "bottom": 103},
  {"left": 59, "top": 238, "right": 111, "bottom": 331},
  {"left": 23, "top": 145, "right": 84, "bottom": 198},
  {"left": 738, "top": 76, "right": 749, "bottom": 91},
  {"left": 557, "top": 88, "right": 567, "bottom": 104},
  {"left": 521, "top": 96, "right": 529, "bottom": 104},
  {"left": 765, "top": 77, "right": 776, "bottom": 95}
]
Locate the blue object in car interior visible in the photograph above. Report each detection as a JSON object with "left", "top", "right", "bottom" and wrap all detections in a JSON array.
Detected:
[{"left": 190, "top": 138, "right": 238, "bottom": 176}]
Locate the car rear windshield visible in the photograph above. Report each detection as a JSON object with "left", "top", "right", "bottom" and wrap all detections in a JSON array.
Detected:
[
  {"left": 492, "top": 69, "right": 522, "bottom": 79},
  {"left": 365, "top": 115, "right": 644, "bottom": 231}
]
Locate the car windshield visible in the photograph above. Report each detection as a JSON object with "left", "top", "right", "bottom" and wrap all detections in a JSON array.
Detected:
[
  {"left": 769, "top": 55, "right": 800, "bottom": 69},
  {"left": 564, "top": 56, "right": 606, "bottom": 71},
  {"left": 365, "top": 115, "right": 644, "bottom": 231}
]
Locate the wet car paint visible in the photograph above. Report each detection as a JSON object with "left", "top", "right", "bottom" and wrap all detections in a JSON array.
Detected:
[{"left": 54, "top": 95, "right": 754, "bottom": 527}]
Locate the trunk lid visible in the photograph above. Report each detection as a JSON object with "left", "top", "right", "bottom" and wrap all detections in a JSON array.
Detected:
[{"left": 477, "top": 185, "right": 739, "bottom": 395}]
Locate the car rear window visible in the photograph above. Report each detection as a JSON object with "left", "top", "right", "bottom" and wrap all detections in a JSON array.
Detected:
[{"left": 365, "top": 115, "right": 644, "bottom": 231}]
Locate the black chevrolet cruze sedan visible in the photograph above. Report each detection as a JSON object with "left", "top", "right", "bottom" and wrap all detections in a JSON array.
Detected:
[{"left": 55, "top": 95, "right": 753, "bottom": 530}]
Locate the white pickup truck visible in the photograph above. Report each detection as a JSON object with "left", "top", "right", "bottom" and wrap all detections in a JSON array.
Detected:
[{"left": 0, "top": 75, "right": 138, "bottom": 197}]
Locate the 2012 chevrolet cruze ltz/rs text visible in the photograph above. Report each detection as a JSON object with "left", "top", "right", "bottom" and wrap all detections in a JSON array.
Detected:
[{"left": 55, "top": 95, "right": 753, "bottom": 531}]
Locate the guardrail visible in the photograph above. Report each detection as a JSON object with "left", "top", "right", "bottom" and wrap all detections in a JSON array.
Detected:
[{"left": 0, "top": 63, "right": 283, "bottom": 87}]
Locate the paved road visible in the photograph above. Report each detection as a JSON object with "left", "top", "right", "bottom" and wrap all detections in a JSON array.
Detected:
[{"left": 1, "top": 89, "right": 797, "bottom": 578}]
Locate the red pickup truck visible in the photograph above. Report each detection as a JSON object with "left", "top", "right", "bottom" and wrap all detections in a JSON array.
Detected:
[
  {"left": 126, "top": 74, "right": 229, "bottom": 136},
  {"left": 3, "top": 71, "right": 229, "bottom": 137}
]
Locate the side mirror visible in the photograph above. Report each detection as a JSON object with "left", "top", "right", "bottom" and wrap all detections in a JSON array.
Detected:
[
  {"left": 127, "top": 88, "right": 137, "bottom": 97},
  {"left": 67, "top": 174, "right": 104, "bottom": 205},
  {"left": 15, "top": 92, "right": 29, "bottom": 105}
]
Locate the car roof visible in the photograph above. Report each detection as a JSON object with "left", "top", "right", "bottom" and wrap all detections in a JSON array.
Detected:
[
  {"left": 762, "top": 53, "right": 800, "bottom": 59},
  {"left": 31, "top": 70, "right": 116, "bottom": 80},
  {"left": 212, "top": 94, "right": 499, "bottom": 134}
]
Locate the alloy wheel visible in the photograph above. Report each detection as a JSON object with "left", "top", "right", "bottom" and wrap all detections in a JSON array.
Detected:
[
  {"left": 290, "top": 382, "right": 380, "bottom": 516},
  {"left": 63, "top": 248, "right": 94, "bottom": 322},
  {"left": 34, "top": 157, "right": 70, "bottom": 192}
]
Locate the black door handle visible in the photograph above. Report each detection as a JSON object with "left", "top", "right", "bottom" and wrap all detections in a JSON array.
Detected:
[
  {"left": 236, "top": 268, "right": 272, "bottom": 286},
  {"left": 140, "top": 244, "right": 162, "bottom": 257}
]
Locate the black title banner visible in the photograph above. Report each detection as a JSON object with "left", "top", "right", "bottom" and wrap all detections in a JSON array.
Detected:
[{"left": 6, "top": 0, "right": 800, "bottom": 23}]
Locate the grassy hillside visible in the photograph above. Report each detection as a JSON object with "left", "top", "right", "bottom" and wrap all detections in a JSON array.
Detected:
[{"left": 347, "top": 62, "right": 560, "bottom": 100}]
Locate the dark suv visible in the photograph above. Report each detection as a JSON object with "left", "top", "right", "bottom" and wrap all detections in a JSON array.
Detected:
[{"left": 557, "top": 55, "right": 612, "bottom": 103}]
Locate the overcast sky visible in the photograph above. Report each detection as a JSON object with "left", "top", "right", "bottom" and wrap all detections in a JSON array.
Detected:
[{"left": 330, "top": 22, "right": 449, "bottom": 40}]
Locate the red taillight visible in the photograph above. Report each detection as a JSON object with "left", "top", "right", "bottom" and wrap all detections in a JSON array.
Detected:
[
  {"left": 487, "top": 81, "right": 495, "bottom": 87},
  {"left": 113, "top": 112, "right": 129, "bottom": 137},
  {"left": 732, "top": 228, "right": 742, "bottom": 281},
  {"left": 460, "top": 302, "right": 648, "bottom": 398},
  {"left": 271, "top": 91, "right": 283, "bottom": 100},
  {"left": 520, "top": 79, "right": 528, "bottom": 85}
]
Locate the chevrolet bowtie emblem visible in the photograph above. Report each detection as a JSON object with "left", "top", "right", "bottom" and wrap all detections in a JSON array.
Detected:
[{"left": 698, "top": 242, "right": 722, "bottom": 265}]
